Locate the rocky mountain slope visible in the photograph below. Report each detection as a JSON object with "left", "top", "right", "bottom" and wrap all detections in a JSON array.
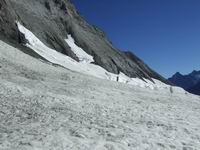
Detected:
[
  {"left": 169, "top": 70, "right": 200, "bottom": 95},
  {"left": 0, "top": 0, "right": 168, "bottom": 83}
]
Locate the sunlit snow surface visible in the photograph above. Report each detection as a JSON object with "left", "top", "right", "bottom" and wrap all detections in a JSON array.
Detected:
[
  {"left": 65, "top": 34, "right": 94, "bottom": 63},
  {"left": 16, "top": 21, "right": 186, "bottom": 94},
  {"left": 16, "top": 21, "right": 118, "bottom": 80},
  {"left": 0, "top": 39, "right": 200, "bottom": 150}
]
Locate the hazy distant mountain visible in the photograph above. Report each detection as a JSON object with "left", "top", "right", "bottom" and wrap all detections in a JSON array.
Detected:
[
  {"left": 188, "top": 81, "right": 200, "bottom": 95},
  {"left": 168, "top": 70, "right": 200, "bottom": 95}
]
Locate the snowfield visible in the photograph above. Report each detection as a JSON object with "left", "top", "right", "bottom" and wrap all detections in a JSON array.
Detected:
[
  {"left": 16, "top": 21, "right": 185, "bottom": 93},
  {"left": 0, "top": 39, "right": 200, "bottom": 150}
]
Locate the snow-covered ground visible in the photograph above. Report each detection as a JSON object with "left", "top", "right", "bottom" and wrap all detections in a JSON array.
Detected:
[{"left": 0, "top": 39, "right": 200, "bottom": 150}]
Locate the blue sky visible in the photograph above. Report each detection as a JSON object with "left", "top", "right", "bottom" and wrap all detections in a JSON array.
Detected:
[{"left": 71, "top": 0, "right": 200, "bottom": 78}]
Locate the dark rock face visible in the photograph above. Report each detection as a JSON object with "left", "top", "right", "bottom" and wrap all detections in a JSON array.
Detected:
[
  {"left": 124, "top": 51, "right": 168, "bottom": 83},
  {"left": 0, "top": 0, "right": 168, "bottom": 83},
  {"left": 169, "top": 71, "right": 200, "bottom": 90},
  {"left": 169, "top": 70, "right": 200, "bottom": 95},
  {"left": 188, "top": 82, "right": 200, "bottom": 95}
]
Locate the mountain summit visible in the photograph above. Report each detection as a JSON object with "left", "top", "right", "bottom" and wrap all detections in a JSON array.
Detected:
[
  {"left": 168, "top": 70, "right": 200, "bottom": 95},
  {"left": 0, "top": 0, "right": 168, "bottom": 83}
]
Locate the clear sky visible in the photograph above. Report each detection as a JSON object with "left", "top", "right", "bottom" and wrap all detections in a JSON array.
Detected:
[{"left": 71, "top": 0, "right": 200, "bottom": 78}]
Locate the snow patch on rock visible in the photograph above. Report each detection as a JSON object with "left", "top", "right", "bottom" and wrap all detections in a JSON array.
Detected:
[
  {"left": 16, "top": 21, "right": 184, "bottom": 93},
  {"left": 65, "top": 34, "right": 94, "bottom": 63}
]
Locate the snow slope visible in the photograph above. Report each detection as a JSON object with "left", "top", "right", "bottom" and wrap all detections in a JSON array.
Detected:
[
  {"left": 65, "top": 35, "right": 94, "bottom": 63},
  {"left": 16, "top": 22, "right": 184, "bottom": 93},
  {"left": 0, "top": 39, "right": 200, "bottom": 150},
  {"left": 16, "top": 21, "right": 118, "bottom": 80}
]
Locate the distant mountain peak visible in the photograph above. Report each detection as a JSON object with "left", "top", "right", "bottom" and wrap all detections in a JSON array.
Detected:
[
  {"left": 168, "top": 70, "right": 200, "bottom": 95},
  {"left": 191, "top": 70, "right": 200, "bottom": 75},
  {"left": 174, "top": 72, "right": 183, "bottom": 77}
]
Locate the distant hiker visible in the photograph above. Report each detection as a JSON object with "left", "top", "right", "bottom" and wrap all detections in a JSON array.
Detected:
[
  {"left": 170, "top": 86, "right": 173, "bottom": 94},
  {"left": 117, "top": 76, "right": 119, "bottom": 82}
]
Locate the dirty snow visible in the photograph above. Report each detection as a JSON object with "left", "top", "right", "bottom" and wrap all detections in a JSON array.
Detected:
[{"left": 0, "top": 38, "right": 200, "bottom": 150}]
